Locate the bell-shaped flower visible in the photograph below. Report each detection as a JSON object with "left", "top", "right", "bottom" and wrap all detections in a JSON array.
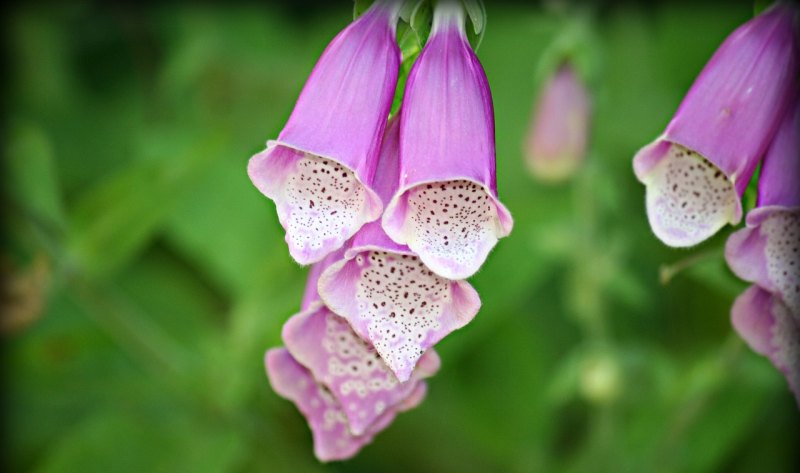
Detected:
[
  {"left": 632, "top": 3, "right": 799, "bottom": 247},
  {"left": 524, "top": 62, "right": 591, "bottom": 183},
  {"left": 381, "top": 1, "right": 513, "bottom": 280},
  {"left": 248, "top": 0, "right": 402, "bottom": 264},
  {"left": 726, "top": 94, "right": 800, "bottom": 318},
  {"left": 730, "top": 285, "right": 799, "bottom": 406},
  {"left": 282, "top": 253, "right": 440, "bottom": 436},
  {"left": 318, "top": 116, "right": 481, "bottom": 382},
  {"left": 265, "top": 348, "right": 429, "bottom": 462}
]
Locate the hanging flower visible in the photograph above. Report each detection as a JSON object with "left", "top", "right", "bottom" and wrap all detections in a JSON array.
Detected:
[
  {"left": 381, "top": 1, "right": 513, "bottom": 280},
  {"left": 632, "top": 4, "right": 798, "bottom": 247},
  {"left": 730, "top": 286, "right": 799, "bottom": 406},
  {"left": 726, "top": 93, "right": 800, "bottom": 318},
  {"left": 524, "top": 62, "right": 591, "bottom": 182},
  {"left": 265, "top": 348, "right": 429, "bottom": 462},
  {"left": 248, "top": 0, "right": 402, "bottom": 265},
  {"left": 319, "top": 116, "right": 481, "bottom": 382}
]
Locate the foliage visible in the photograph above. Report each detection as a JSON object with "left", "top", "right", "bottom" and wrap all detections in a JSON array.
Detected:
[{"left": 3, "top": 2, "right": 798, "bottom": 472}]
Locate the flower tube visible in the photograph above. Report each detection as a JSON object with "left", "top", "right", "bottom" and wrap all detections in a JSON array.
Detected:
[
  {"left": 730, "top": 286, "right": 799, "bottom": 406},
  {"left": 726, "top": 93, "right": 800, "bottom": 318},
  {"left": 524, "top": 62, "right": 591, "bottom": 182},
  {"left": 633, "top": 4, "right": 799, "bottom": 247},
  {"left": 265, "top": 348, "right": 429, "bottom": 462},
  {"left": 248, "top": 0, "right": 402, "bottom": 264},
  {"left": 319, "top": 116, "right": 481, "bottom": 382},
  {"left": 381, "top": 1, "right": 513, "bottom": 280}
]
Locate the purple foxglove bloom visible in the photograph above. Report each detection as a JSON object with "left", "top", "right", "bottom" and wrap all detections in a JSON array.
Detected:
[
  {"left": 283, "top": 251, "right": 440, "bottom": 436},
  {"left": 318, "top": 116, "right": 481, "bottom": 382},
  {"left": 381, "top": 2, "right": 513, "bottom": 280},
  {"left": 726, "top": 94, "right": 800, "bottom": 318},
  {"left": 730, "top": 286, "right": 799, "bottom": 406},
  {"left": 281, "top": 303, "right": 440, "bottom": 436},
  {"left": 265, "top": 348, "right": 429, "bottom": 462},
  {"left": 633, "top": 3, "right": 799, "bottom": 247},
  {"left": 247, "top": 1, "right": 402, "bottom": 265},
  {"left": 524, "top": 62, "right": 591, "bottom": 183}
]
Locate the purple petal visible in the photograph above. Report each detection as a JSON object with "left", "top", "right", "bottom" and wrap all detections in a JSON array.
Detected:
[
  {"left": 633, "top": 4, "right": 799, "bottom": 247},
  {"left": 731, "top": 286, "right": 800, "bottom": 406},
  {"left": 727, "top": 208, "right": 800, "bottom": 317},
  {"left": 524, "top": 62, "right": 591, "bottom": 182},
  {"left": 319, "top": 250, "right": 480, "bottom": 382},
  {"left": 281, "top": 304, "right": 439, "bottom": 436},
  {"left": 265, "top": 348, "right": 388, "bottom": 462},
  {"left": 247, "top": 1, "right": 402, "bottom": 264},
  {"left": 381, "top": 2, "right": 513, "bottom": 280},
  {"left": 758, "top": 90, "right": 800, "bottom": 208}
]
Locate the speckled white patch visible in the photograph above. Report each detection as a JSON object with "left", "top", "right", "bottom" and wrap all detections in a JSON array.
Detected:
[
  {"left": 405, "top": 180, "right": 497, "bottom": 278},
  {"left": 284, "top": 154, "right": 367, "bottom": 259},
  {"left": 321, "top": 314, "right": 399, "bottom": 396},
  {"left": 354, "top": 251, "right": 448, "bottom": 379},
  {"left": 762, "top": 211, "right": 800, "bottom": 316},
  {"left": 646, "top": 144, "right": 738, "bottom": 247}
]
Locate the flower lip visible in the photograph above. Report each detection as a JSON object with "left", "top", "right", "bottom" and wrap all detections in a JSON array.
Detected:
[{"left": 634, "top": 137, "right": 742, "bottom": 247}]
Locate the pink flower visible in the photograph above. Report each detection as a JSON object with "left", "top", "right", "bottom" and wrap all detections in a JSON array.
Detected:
[
  {"left": 381, "top": 1, "right": 513, "bottom": 280},
  {"left": 524, "top": 62, "right": 591, "bottom": 182},
  {"left": 633, "top": 4, "right": 798, "bottom": 247},
  {"left": 248, "top": 1, "right": 402, "bottom": 264},
  {"left": 319, "top": 116, "right": 481, "bottom": 382}
]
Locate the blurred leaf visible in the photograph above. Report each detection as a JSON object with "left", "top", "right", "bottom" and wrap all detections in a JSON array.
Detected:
[
  {"left": 66, "top": 130, "right": 221, "bottom": 276},
  {"left": 3, "top": 120, "right": 65, "bottom": 230}
]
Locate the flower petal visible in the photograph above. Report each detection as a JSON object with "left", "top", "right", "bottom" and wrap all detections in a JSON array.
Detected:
[
  {"left": 265, "top": 348, "right": 387, "bottom": 462},
  {"left": 727, "top": 208, "right": 800, "bottom": 316},
  {"left": 319, "top": 249, "right": 479, "bottom": 382},
  {"left": 636, "top": 140, "right": 740, "bottom": 247},
  {"left": 731, "top": 286, "right": 800, "bottom": 405},
  {"left": 281, "top": 303, "right": 438, "bottom": 436}
]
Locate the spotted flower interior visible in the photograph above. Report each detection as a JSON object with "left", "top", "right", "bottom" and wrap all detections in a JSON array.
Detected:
[
  {"left": 396, "top": 179, "right": 506, "bottom": 280},
  {"left": 282, "top": 303, "right": 440, "bottom": 436},
  {"left": 248, "top": 145, "right": 381, "bottom": 265},
  {"left": 644, "top": 143, "right": 739, "bottom": 247},
  {"left": 320, "top": 250, "right": 480, "bottom": 381}
]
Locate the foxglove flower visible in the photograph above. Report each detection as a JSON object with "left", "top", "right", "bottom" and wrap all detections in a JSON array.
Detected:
[
  {"left": 381, "top": 1, "right": 513, "bottom": 280},
  {"left": 319, "top": 116, "right": 481, "bottom": 382},
  {"left": 265, "top": 348, "right": 429, "bottom": 462},
  {"left": 726, "top": 93, "right": 800, "bottom": 318},
  {"left": 730, "top": 286, "right": 799, "bottom": 405},
  {"left": 282, "top": 303, "right": 440, "bottom": 436},
  {"left": 524, "top": 62, "right": 591, "bottom": 182},
  {"left": 632, "top": 4, "right": 799, "bottom": 247},
  {"left": 248, "top": 0, "right": 402, "bottom": 264},
  {"left": 282, "top": 252, "right": 440, "bottom": 436}
]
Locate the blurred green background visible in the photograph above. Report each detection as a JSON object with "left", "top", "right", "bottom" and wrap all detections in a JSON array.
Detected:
[{"left": 3, "top": 1, "right": 799, "bottom": 472}]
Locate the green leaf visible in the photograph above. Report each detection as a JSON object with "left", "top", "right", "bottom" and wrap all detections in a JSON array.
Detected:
[
  {"left": 353, "top": 0, "right": 374, "bottom": 19},
  {"left": 3, "top": 120, "right": 65, "bottom": 230},
  {"left": 461, "top": 0, "right": 487, "bottom": 50},
  {"left": 66, "top": 130, "right": 221, "bottom": 276}
]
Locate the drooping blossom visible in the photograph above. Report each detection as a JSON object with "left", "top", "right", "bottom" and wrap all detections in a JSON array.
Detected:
[
  {"left": 726, "top": 93, "right": 800, "bottom": 318},
  {"left": 632, "top": 4, "right": 799, "bottom": 247},
  {"left": 319, "top": 116, "right": 481, "bottom": 382},
  {"left": 248, "top": 0, "right": 402, "bottom": 264},
  {"left": 282, "top": 252, "right": 440, "bottom": 436},
  {"left": 524, "top": 62, "right": 591, "bottom": 182},
  {"left": 730, "top": 286, "right": 799, "bottom": 406},
  {"left": 265, "top": 348, "right": 429, "bottom": 462},
  {"left": 381, "top": 1, "right": 513, "bottom": 280}
]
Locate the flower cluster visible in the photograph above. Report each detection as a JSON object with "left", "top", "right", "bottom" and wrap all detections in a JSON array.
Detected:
[
  {"left": 632, "top": 4, "right": 799, "bottom": 404},
  {"left": 251, "top": 0, "right": 512, "bottom": 460}
]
